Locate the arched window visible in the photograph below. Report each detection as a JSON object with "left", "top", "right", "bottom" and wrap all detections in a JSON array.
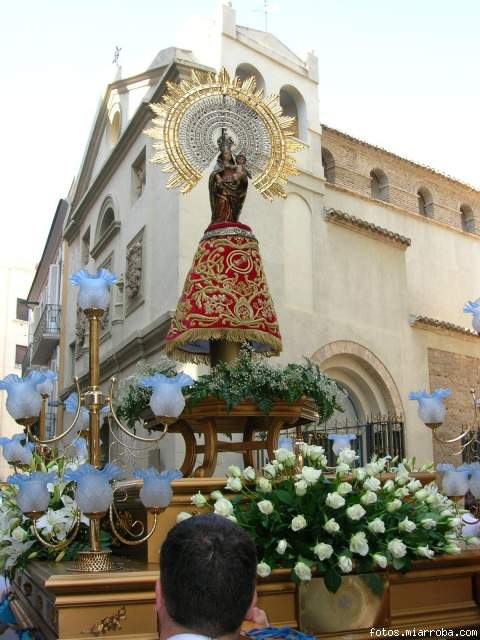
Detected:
[
  {"left": 370, "top": 169, "right": 389, "bottom": 202},
  {"left": 279, "top": 85, "right": 307, "bottom": 140},
  {"left": 108, "top": 109, "right": 121, "bottom": 146},
  {"left": 460, "top": 204, "right": 475, "bottom": 232},
  {"left": 235, "top": 63, "right": 266, "bottom": 94},
  {"left": 417, "top": 187, "right": 433, "bottom": 217},
  {"left": 91, "top": 197, "right": 121, "bottom": 259},
  {"left": 322, "top": 148, "right": 335, "bottom": 184}
]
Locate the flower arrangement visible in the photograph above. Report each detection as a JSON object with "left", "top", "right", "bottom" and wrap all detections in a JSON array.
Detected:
[
  {"left": 0, "top": 451, "right": 104, "bottom": 576},
  {"left": 182, "top": 445, "right": 474, "bottom": 593}
]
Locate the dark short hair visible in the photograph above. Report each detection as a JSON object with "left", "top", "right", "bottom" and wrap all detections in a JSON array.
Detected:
[{"left": 160, "top": 513, "right": 257, "bottom": 637}]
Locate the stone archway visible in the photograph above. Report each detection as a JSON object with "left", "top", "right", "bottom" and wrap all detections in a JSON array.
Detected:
[{"left": 312, "top": 340, "right": 404, "bottom": 418}]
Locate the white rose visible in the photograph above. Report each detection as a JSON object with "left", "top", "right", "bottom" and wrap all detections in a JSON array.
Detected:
[
  {"left": 324, "top": 518, "right": 340, "bottom": 534},
  {"left": 226, "top": 514, "right": 237, "bottom": 523},
  {"left": 368, "top": 518, "right": 386, "bottom": 534},
  {"left": 387, "top": 538, "right": 407, "bottom": 558},
  {"left": 421, "top": 518, "right": 436, "bottom": 530},
  {"left": 337, "top": 482, "right": 353, "bottom": 496},
  {"left": 257, "top": 477, "right": 272, "bottom": 493},
  {"left": 295, "top": 479, "right": 308, "bottom": 496},
  {"left": 242, "top": 466, "right": 256, "bottom": 482},
  {"left": 350, "top": 532, "right": 369, "bottom": 556},
  {"left": 336, "top": 463, "right": 350, "bottom": 476},
  {"left": 225, "top": 477, "right": 242, "bottom": 492},
  {"left": 263, "top": 463, "right": 277, "bottom": 479},
  {"left": 395, "top": 471, "right": 410, "bottom": 486},
  {"left": 353, "top": 467, "right": 367, "bottom": 481},
  {"left": 325, "top": 492, "right": 345, "bottom": 509},
  {"left": 361, "top": 490, "right": 378, "bottom": 505},
  {"left": 386, "top": 499, "right": 402, "bottom": 512},
  {"left": 383, "top": 479, "right": 395, "bottom": 492},
  {"left": 414, "top": 489, "right": 428, "bottom": 501},
  {"left": 291, "top": 515, "right": 307, "bottom": 532},
  {"left": 399, "top": 517, "right": 416, "bottom": 533},
  {"left": 445, "top": 544, "right": 461, "bottom": 555},
  {"left": 294, "top": 562, "right": 312, "bottom": 581},
  {"left": 191, "top": 492, "right": 207, "bottom": 507},
  {"left": 258, "top": 500, "right": 274, "bottom": 515},
  {"left": 308, "top": 445, "right": 327, "bottom": 462},
  {"left": 394, "top": 487, "right": 409, "bottom": 498},
  {"left": 416, "top": 546, "right": 434, "bottom": 558},
  {"left": 227, "top": 465, "right": 241, "bottom": 478},
  {"left": 210, "top": 490, "right": 223, "bottom": 501},
  {"left": 10, "top": 526, "right": 28, "bottom": 542},
  {"left": 275, "top": 448, "right": 295, "bottom": 466},
  {"left": 257, "top": 562, "right": 271, "bottom": 578},
  {"left": 338, "top": 448, "right": 357, "bottom": 466},
  {"left": 214, "top": 498, "right": 234, "bottom": 517},
  {"left": 338, "top": 555, "right": 353, "bottom": 573},
  {"left": 176, "top": 512, "right": 192, "bottom": 523},
  {"left": 314, "top": 542, "right": 334, "bottom": 560},
  {"left": 466, "top": 536, "right": 480, "bottom": 547},
  {"left": 364, "top": 477, "right": 381, "bottom": 492},
  {"left": 276, "top": 539, "right": 288, "bottom": 554},
  {"left": 301, "top": 466, "right": 322, "bottom": 485},
  {"left": 448, "top": 517, "right": 462, "bottom": 529},
  {"left": 373, "top": 553, "right": 388, "bottom": 569},
  {"left": 346, "top": 504, "right": 366, "bottom": 521},
  {"left": 407, "top": 479, "right": 422, "bottom": 493}
]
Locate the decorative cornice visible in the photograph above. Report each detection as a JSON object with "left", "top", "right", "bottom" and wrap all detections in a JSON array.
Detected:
[
  {"left": 409, "top": 314, "right": 479, "bottom": 340},
  {"left": 324, "top": 207, "right": 411, "bottom": 248}
]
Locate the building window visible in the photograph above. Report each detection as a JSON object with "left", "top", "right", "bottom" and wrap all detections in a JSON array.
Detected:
[
  {"left": 109, "top": 109, "right": 121, "bottom": 145},
  {"left": 417, "top": 187, "right": 433, "bottom": 217},
  {"left": 131, "top": 147, "right": 146, "bottom": 201},
  {"left": 321, "top": 148, "right": 335, "bottom": 184},
  {"left": 15, "top": 345, "right": 27, "bottom": 366},
  {"left": 235, "top": 63, "right": 266, "bottom": 94},
  {"left": 16, "top": 298, "right": 28, "bottom": 322},
  {"left": 279, "top": 85, "right": 307, "bottom": 140},
  {"left": 91, "top": 197, "right": 120, "bottom": 259},
  {"left": 460, "top": 204, "right": 475, "bottom": 232},
  {"left": 82, "top": 227, "right": 90, "bottom": 265},
  {"left": 370, "top": 168, "right": 389, "bottom": 202}
]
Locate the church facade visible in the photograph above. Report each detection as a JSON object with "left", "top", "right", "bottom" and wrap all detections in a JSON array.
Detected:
[{"left": 50, "top": 3, "right": 480, "bottom": 470}]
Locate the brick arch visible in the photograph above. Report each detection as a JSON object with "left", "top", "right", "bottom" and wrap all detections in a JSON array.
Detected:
[{"left": 311, "top": 340, "right": 404, "bottom": 416}]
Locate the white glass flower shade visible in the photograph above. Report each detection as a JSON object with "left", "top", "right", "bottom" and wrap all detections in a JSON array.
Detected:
[
  {"left": 441, "top": 470, "right": 469, "bottom": 497},
  {"left": 329, "top": 434, "right": 356, "bottom": 456},
  {"left": 417, "top": 397, "right": 446, "bottom": 425},
  {"left": 0, "top": 436, "right": 32, "bottom": 464},
  {"left": 472, "top": 313, "right": 480, "bottom": 333},
  {"left": 35, "top": 370, "right": 56, "bottom": 396},
  {"left": 278, "top": 435, "right": 294, "bottom": 452},
  {"left": 17, "top": 480, "right": 50, "bottom": 513},
  {"left": 462, "top": 512, "right": 480, "bottom": 537},
  {"left": 140, "top": 478, "right": 173, "bottom": 509},
  {"left": 75, "top": 476, "right": 114, "bottom": 514},
  {"left": 469, "top": 471, "right": 480, "bottom": 499},
  {"left": 0, "top": 375, "right": 42, "bottom": 420},
  {"left": 70, "top": 269, "right": 117, "bottom": 311},
  {"left": 150, "top": 383, "right": 185, "bottom": 417}
]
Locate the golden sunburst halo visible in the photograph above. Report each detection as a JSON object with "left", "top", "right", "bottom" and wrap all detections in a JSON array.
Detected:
[{"left": 145, "top": 67, "right": 304, "bottom": 200}]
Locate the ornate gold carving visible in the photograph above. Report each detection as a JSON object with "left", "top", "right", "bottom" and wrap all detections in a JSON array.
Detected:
[
  {"left": 146, "top": 67, "right": 304, "bottom": 200},
  {"left": 90, "top": 606, "right": 127, "bottom": 636}
]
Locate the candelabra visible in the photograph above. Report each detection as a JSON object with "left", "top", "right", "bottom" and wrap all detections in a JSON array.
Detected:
[{"left": 0, "top": 269, "right": 191, "bottom": 572}]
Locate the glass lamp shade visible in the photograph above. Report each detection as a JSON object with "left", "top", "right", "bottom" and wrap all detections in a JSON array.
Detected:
[
  {"left": 463, "top": 463, "right": 480, "bottom": 499},
  {"left": 64, "top": 392, "right": 109, "bottom": 430},
  {"left": 70, "top": 268, "right": 117, "bottom": 311},
  {"left": 35, "top": 369, "right": 57, "bottom": 396},
  {"left": 464, "top": 300, "right": 480, "bottom": 333},
  {"left": 0, "top": 372, "right": 45, "bottom": 420},
  {"left": 0, "top": 434, "right": 34, "bottom": 465},
  {"left": 437, "top": 464, "right": 469, "bottom": 497},
  {"left": 328, "top": 433, "right": 357, "bottom": 456},
  {"left": 409, "top": 388, "right": 451, "bottom": 425},
  {"left": 7, "top": 471, "right": 56, "bottom": 514},
  {"left": 64, "top": 463, "right": 122, "bottom": 515},
  {"left": 133, "top": 468, "right": 182, "bottom": 509},
  {"left": 139, "top": 372, "right": 194, "bottom": 418}
]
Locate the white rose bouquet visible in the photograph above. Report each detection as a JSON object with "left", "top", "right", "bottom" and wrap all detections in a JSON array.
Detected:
[{"left": 185, "top": 447, "right": 471, "bottom": 593}]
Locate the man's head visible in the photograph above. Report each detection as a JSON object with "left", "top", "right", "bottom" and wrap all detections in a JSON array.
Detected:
[{"left": 158, "top": 513, "right": 257, "bottom": 638}]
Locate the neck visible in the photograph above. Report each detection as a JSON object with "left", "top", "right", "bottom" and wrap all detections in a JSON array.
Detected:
[{"left": 160, "top": 619, "right": 240, "bottom": 640}]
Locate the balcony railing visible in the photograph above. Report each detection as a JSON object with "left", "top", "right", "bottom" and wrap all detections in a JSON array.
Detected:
[
  {"left": 31, "top": 304, "right": 61, "bottom": 365},
  {"left": 21, "top": 344, "right": 32, "bottom": 377}
]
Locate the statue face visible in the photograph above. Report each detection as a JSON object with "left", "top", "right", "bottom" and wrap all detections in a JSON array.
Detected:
[
  {"left": 221, "top": 148, "right": 232, "bottom": 161},
  {"left": 236, "top": 155, "right": 246, "bottom": 165}
]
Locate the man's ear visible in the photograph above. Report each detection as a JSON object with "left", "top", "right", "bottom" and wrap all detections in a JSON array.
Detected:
[
  {"left": 155, "top": 579, "right": 163, "bottom": 613},
  {"left": 245, "top": 590, "right": 258, "bottom": 620}
]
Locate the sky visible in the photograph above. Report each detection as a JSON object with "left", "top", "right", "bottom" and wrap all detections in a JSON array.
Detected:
[{"left": 1, "top": 0, "right": 480, "bottom": 268}]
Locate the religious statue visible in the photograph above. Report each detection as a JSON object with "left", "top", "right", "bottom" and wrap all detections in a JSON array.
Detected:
[
  {"left": 209, "top": 130, "right": 251, "bottom": 223},
  {"left": 146, "top": 67, "right": 304, "bottom": 364}
]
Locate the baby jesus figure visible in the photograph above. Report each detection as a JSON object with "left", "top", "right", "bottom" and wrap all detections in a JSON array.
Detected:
[{"left": 209, "top": 152, "right": 251, "bottom": 223}]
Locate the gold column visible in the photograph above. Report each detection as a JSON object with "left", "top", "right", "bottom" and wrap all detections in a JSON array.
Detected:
[
  {"left": 39, "top": 394, "right": 49, "bottom": 441},
  {"left": 86, "top": 309, "right": 103, "bottom": 469}
]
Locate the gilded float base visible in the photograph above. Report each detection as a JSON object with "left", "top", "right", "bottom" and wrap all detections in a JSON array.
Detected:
[{"left": 71, "top": 550, "right": 122, "bottom": 573}]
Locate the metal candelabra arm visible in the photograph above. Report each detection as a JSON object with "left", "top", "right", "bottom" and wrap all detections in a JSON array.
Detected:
[
  {"left": 108, "top": 377, "right": 169, "bottom": 443},
  {"left": 31, "top": 510, "right": 81, "bottom": 550},
  {"left": 26, "top": 377, "right": 84, "bottom": 446},
  {"left": 108, "top": 487, "right": 159, "bottom": 546},
  {"left": 432, "top": 424, "right": 473, "bottom": 445}
]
